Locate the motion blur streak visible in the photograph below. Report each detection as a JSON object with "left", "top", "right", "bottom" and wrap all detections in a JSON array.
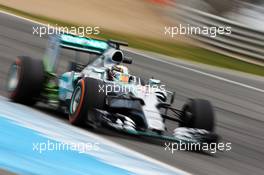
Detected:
[
  {"left": 126, "top": 50, "right": 264, "bottom": 93},
  {"left": 0, "top": 97, "right": 189, "bottom": 175},
  {"left": 0, "top": 12, "right": 264, "bottom": 175}
]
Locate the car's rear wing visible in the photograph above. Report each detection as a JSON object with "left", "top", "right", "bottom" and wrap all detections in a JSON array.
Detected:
[
  {"left": 108, "top": 39, "right": 128, "bottom": 49},
  {"left": 43, "top": 34, "right": 128, "bottom": 73},
  {"left": 60, "top": 34, "right": 109, "bottom": 54}
]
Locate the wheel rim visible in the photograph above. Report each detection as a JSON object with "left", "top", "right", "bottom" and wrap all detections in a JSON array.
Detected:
[
  {"left": 180, "top": 106, "right": 193, "bottom": 127},
  {"left": 185, "top": 108, "right": 192, "bottom": 118},
  {"left": 7, "top": 64, "right": 20, "bottom": 91},
  {"left": 70, "top": 86, "right": 82, "bottom": 114}
]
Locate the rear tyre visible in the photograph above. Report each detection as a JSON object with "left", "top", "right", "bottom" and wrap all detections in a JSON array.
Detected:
[
  {"left": 69, "top": 77, "right": 106, "bottom": 126},
  {"left": 180, "top": 99, "right": 215, "bottom": 131},
  {"left": 6, "top": 56, "right": 44, "bottom": 105}
]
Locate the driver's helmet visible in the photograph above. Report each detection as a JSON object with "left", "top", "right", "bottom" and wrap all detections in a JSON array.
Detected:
[{"left": 109, "top": 65, "right": 129, "bottom": 83}]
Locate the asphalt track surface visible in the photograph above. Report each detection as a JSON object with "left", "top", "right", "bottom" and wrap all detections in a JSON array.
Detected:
[{"left": 1, "top": 12, "right": 264, "bottom": 175}]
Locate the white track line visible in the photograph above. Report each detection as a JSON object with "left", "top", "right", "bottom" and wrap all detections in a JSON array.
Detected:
[
  {"left": 0, "top": 96, "right": 190, "bottom": 175},
  {"left": 127, "top": 50, "right": 264, "bottom": 93},
  {"left": 0, "top": 10, "right": 46, "bottom": 26},
  {"left": 1, "top": 10, "right": 263, "bottom": 93}
]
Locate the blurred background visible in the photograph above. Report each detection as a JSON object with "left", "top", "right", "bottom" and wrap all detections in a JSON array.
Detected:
[
  {"left": 0, "top": 0, "right": 263, "bottom": 73},
  {"left": 161, "top": 0, "right": 264, "bottom": 66}
]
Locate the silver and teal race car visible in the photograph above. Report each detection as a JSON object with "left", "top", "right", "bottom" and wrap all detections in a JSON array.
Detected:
[{"left": 6, "top": 33, "right": 218, "bottom": 148}]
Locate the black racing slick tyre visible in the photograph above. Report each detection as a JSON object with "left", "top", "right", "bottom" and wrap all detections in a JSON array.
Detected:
[
  {"left": 6, "top": 56, "right": 44, "bottom": 105},
  {"left": 180, "top": 99, "right": 215, "bottom": 131},
  {"left": 69, "top": 77, "right": 106, "bottom": 126}
]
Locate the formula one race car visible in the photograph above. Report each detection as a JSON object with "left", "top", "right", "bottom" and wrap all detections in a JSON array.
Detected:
[{"left": 6, "top": 34, "right": 218, "bottom": 145}]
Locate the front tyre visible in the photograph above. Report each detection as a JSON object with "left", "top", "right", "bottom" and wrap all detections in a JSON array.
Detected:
[
  {"left": 69, "top": 77, "right": 106, "bottom": 126},
  {"left": 180, "top": 99, "right": 215, "bottom": 131},
  {"left": 6, "top": 56, "right": 44, "bottom": 105}
]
